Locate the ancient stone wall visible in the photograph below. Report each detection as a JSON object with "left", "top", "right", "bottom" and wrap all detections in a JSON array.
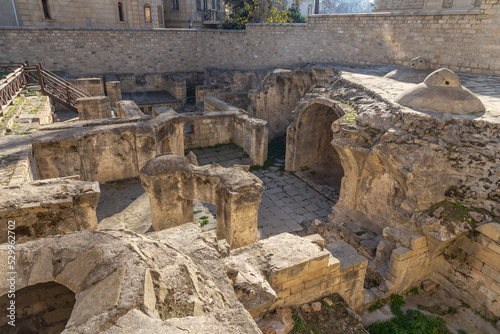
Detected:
[
  {"left": 230, "top": 234, "right": 367, "bottom": 316},
  {"left": 183, "top": 110, "right": 268, "bottom": 166},
  {"left": 0, "top": 177, "right": 100, "bottom": 244},
  {"left": 32, "top": 114, "right": 184, "bottom": 182},
  {"left": 2, "top": 1, "right": 499, "bottom": 75},
  {"left": 432, "top": 223, "right": 500, "bottom": 317}
]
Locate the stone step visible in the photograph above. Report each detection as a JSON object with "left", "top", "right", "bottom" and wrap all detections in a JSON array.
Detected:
[{"left": 327, "top": 240, "right": 368, "bottom": 270}]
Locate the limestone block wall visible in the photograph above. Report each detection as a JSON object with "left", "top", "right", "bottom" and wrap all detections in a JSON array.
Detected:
[
  {"left": 77, "top": 96, "right": 112, "bottom": 120},
  {"left": 376, "top": 0, "right": 479, "bottom": 11},
  {"left": 165, "top": 73, "right": 186, "bottom": 103},
  {"left": 196, "top": 84, "right": 233, "bottom": 105},
  {"left": 106, "top": 81, "right": 122, "bottom": 107},
  {"left": 183, "top": 111, "right": 268, "bottom": 166},
  {"left": 140, "top": 154, "right": 264, "bottom": 249},
  {"left": 230, "top": 234, "right": 368, "bottom": 316},
  {"left": 431, "top": 223, "right": 500, "bottom": 317},
  {"left": 112, "top": 73, "right": 169, "bottom": 93},
  {"left": 1, "top": 1, "right": 499, "bottom": 76},
  {"left": 116, "top": 100, "right": 145, "bottom": 117},
  {"left": 72, "top": 78, "right": 104, "bottom": 96},
  {"left": 0, "top": 177, "right": 100, "bottom": 244},
  {"left": 36, "top": 95, "right": 54, "bottom": 125},
  {"left": 32, "top": 115, "right": 184, "bottom": 182}
]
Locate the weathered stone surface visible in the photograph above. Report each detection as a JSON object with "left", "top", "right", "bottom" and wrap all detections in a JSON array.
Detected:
[
  {"left": 140, "top": 153, "right": 264, "bottom": 249},
  {"left": 0, "top": 225, "right": 259, "bottom": 332},
  {"left": 385, "top": 57, "right": 433, "bottom": 83},
  {"left": 116, "top": 100, "right": 145, "bottom": 118},
  {"left": 77, "top": 96, "right": 112, "bottom": 120},
  {"left": 0, "top": 176, "right": 100, "bottom": 244},
  {"left": 476, "top": 223, "right": 500, "bottom": 244},
  {"left": 395, "top": 69, "right": 485, "bottom": 114}
]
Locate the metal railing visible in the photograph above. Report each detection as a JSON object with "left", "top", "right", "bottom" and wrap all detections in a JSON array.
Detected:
[{"left": 0, "top": 63, "right": 91, "bottom": 114}]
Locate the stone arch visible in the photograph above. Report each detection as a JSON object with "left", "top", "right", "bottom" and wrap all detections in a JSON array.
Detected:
[
  {"left": 0, "top": 282, "right": 76, "bottom": 334},
  {"left": 285, "top": 97, "right": 345, "bottom": 185}
]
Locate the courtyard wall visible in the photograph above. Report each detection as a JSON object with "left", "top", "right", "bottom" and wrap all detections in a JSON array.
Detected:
[{"left": 1, "top": 0, "right": 499, "bottom": 76}]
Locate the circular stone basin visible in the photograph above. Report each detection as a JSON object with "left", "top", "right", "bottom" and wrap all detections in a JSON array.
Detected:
[{"left": 395, "top": 68, "right": 485, "bottom": 114}]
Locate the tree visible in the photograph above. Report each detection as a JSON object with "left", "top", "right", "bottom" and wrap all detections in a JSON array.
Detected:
[
  {"left": 223, "top": 0, "right": 292, "bottom": 29},
  {"left": 320, "top": 0, "right": 374, "bottom": 13}
]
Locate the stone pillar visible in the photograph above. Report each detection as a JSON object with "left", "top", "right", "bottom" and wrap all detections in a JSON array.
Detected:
[
  {"left": 106, "top": 81, "right": 122, "bottom": 108},
  {"left": 73, "top": 78, "right": 105, "bottom": 96},
  {"left": 77, "top": 96, "right": 112, "bottom": 120}
]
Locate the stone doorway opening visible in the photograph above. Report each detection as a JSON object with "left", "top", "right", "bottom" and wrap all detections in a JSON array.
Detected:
[
  {"left": 285, "top": 98, "right": 345, "bottom": 201},
  {"left": 0, "top": 282, "right": 76, "bottom": 334}
]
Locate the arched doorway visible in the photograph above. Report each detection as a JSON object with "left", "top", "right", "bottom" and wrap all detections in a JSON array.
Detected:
[
  {"left": 0, "top": 282, "right": 75, "bottom": 333},
  {"left": 285, "top": 98, "right": 345, "bottom": 188}
]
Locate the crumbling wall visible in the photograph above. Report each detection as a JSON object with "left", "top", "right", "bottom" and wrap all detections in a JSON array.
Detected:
[
  {"left": 140, "top": 154, "right": 264, "bottom": 249},
  {"left": 431, "top": 223, "right": 500, "bottom": 317},
  {"left": 0, "top": 177, "right": 100, "bottom": 244},
  {"left": 229, "top": 234, "right": 367, "bottom": 316},
  {"left": 32, "top": 114, "right": 184, "bottom": 182}
]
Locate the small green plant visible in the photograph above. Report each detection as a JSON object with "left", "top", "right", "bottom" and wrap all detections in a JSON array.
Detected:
[
  {"left": 389, "top": 294, "right": 405, "bottom": 316},
  {"left": 193, "top": 210, "right": 202, "bottom": 214},
  {"left": 200, "top": 215, "right": 209, "bottom": 220},
  {"left": 200, "top": 219, "right": 209, "bottom": 227},
  {"left": 289, "top": 171, "right": 295, "bottom": 176},
  {"left": 408, "top": 287, "right": 419, "bottom": 296},
  {"left": 300, "top": 166, "right": 310, "bottom": 171},
  {"left": 460, "top": 299, "right": 470, "bottom": 308},
  {"left": 309, "top": 171, "right": 316, "bottom": 176},
  {"left": 292, "top": 314, "right": 308, "bottom": 333},
  {"left": 368, "top": 299, "right": 387, "bottom": 312}
]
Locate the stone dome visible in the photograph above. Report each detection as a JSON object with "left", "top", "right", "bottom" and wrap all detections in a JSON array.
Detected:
[
  {"left": 395, "top": 68, "right": 485, "bottom": 114},
  {"left": 384, "top": 56, "right": 434, "bottom": 83}
]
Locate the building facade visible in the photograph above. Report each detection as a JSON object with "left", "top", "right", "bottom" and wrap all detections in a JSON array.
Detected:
[
  {"left": 374, "top": 0, "right": 482, "bottom": 11},
  {"left": 0, "top": 0, "right": 165, "bottom": 28},
  {"left": 164, "top": 0, "right": 225, "bottom": 28}
]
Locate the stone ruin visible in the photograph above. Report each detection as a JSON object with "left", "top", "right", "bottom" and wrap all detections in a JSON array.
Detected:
[
  {"left": 385, "top": 56, "right": 434, "bottom": 83},
  {"left": 0, "top": 59, "right": 499, "bottom": 333}
]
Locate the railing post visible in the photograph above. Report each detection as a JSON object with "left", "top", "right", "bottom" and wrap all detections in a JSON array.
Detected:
[
  {"left": 66, "top": 84, "right": 71, "bottom": 106},
  {"left": 37, "top": 63, "right": 45, "bottom": 93}
]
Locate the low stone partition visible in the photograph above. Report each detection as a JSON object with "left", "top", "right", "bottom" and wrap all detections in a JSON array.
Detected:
[
  {"left": 0, "top": 176, "right": 100, "bottom": 244},
  {"left": 203, "top": 96, "right": 239, "bottom": 113},
  {"left": 72, "top": 78, "right": 105, "bottom": 96},
  {"left": 140, "top": 153, "right": 264, "bottom": 249},
  {"left": 76, "top": 96, "right": 112, "bottom": 120},
  {"left": 116, "top": 100, "right": 145, "bottom": 118},
  {"left": 165, "top": 73, "right": 186, "bottom": 104},
  {"left": 106, "top": 81, "right": 122, "bottom": 107},
  {"left": 432, "top": 222, "right": 500, "bottom": 317},
  {"left": 184, "top": 110, "right": 268, "bottom": 166},
  {"left": 32, "top": 114, "right": 184, "bottom": 182},
  {"left": 229, "top": 234, "right": 367, "bottom": 317},
  {"left": 195, "top": 84, "right": 233, "bottom": 105}
]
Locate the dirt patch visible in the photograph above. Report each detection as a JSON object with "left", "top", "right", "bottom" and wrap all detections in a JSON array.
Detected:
[{"left": 289, "top": 294, "right": 368, "bottom": 334}]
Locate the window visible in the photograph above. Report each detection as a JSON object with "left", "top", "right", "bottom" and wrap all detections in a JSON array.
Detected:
[
  {"left": 144, "top": 4, "right": 152, "bottom": 23},
  {"left": 216, "top": 0, "right": 220, "bottom": 10},
  {"left": 118, "top": 2, "right": 124, "bottom": 21},
  {"left": 196, "top": 0, "right": 201, "bottom": 11},
  {"left": 172, "top": 0, "right": 179, "bottom": 11},
  {"left": 157, "top": 5, "right": 164, "bottom": 25},
  {"left": 211, "top": 0, "right": 215, "bottom": 9},
  {"left": 41, "top": 0, "right": 51, "bottom": 19}
]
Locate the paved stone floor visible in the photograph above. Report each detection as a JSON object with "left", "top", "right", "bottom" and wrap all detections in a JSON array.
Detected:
[
  {"left": 97, "top": 143, "right": 338, "bottom": 239},
  {"left": 190, "top": 144, "right": 337, "bottom": 239}
]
